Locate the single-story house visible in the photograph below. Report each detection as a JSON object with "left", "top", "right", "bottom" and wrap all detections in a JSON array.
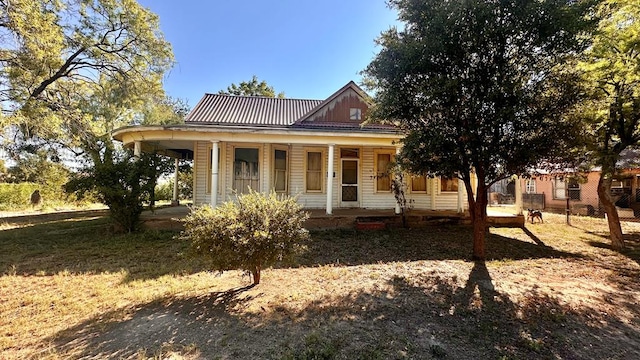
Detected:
[
  {"left": 515, "top": 170, "right": 640, "bottom": 217},
  {"left": 113, "top": 81, "right": 469, "bottom": 214}
]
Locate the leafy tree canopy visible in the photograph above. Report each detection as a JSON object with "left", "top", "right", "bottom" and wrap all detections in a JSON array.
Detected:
[
  {"left": 0, "top": 0, "right": 175, "bottom": 158},
  {"left": 218, "top": 75, "right": 285, "bottom": 98},
  {"left": 363, "top": 0, "right": 599, "bottom": 259},
  {"left": 577, "top": 0, "right": 640, "bottom": 250}
]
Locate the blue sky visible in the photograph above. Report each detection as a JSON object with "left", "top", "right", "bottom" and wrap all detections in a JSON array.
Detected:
[{"left": 137, "top": 0, "right": 399, "bottom": 107}]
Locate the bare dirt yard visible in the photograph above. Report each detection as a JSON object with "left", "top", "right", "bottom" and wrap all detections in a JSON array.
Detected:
[{"left": 1, "top": 211, "right": 639, "bottom": 359}]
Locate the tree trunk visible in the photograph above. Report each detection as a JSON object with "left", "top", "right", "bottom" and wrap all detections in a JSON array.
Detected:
[
  {"left": 251, "top": 266, "right": 261, "bottom": 285},
  {"left": 463, "top": 173, "right": 488, "bottom": 261},
  {"left": 471, "top": 185, "right": 488, "bottom": 260},
  {"left": 597, "top": 172, "right": 625, "bottom": 251}
]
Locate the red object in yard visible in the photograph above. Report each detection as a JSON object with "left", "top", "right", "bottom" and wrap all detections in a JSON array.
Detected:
[{"left": 356, "top": 221, "right": 386, "bottom": 230}]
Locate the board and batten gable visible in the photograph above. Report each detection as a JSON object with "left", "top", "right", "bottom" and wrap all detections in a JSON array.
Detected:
[{"left": 300, "top": 87, "right": 368, "bottom": 124}]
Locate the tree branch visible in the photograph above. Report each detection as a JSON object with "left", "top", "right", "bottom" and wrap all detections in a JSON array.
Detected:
[{"left": 29, "top": 46, "right": 87, "bottom": 99}]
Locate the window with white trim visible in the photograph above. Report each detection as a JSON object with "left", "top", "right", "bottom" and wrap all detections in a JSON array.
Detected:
[
  {"left": 441, "top": 177, "right": 458, "bottom": 192},
  {"left": 553, "top": 177, "right": 580, "bottom": 200},
  {"left": 374, "top": 151, "right": 393, "bottom": 192},
  {"left": 305, "top": 150, "right": 323, "bottom": 192},
  {"left": 233, "top": 147, "right": 259, "bottom": 194},
  {"left": 273, "top": 148, "right": 288, "bottom": 193},
  {"left": 525, "top": 179, "right": 536, "bottom": 194},
  {"left": 411, "top": 175, "right": 429, "bottom": 193}
]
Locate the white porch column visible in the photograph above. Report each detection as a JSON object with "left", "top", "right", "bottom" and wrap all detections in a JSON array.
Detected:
[
  {"left": 172, "top": 158, "right": 179, "bottom": 205},
  {"left": 133, "top": 141, "right": 142, "bottom": 160},
  {"left": 395, "top": 147, "right": 401, "bottom": 214},
  {"left": 457, "top": 177, "right": 464, "bottom": 213},
  {"left": 326, "top": 144, "right": 335, "bottom": 215},
  {"left": 430, "top": 177, "right": 437, "bottom": 210},
  {"left": 211, "top": 141, "right": 219, "bottom": 207},
  {"left": 515, "top": 176, "right": 523, "bottom": 215}
]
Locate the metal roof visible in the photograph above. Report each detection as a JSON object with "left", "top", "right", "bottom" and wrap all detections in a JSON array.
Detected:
[{"left": 185, "top": 94, "right": 323, "bottom": 126}]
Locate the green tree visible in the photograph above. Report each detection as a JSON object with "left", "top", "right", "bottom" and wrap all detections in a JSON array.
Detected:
[
  {"left": 0, "top": 0, "right": 174, "bottom": 157},
  {"left": 578, "top": 0, "right": 640, "bottom": 251},
  {"left": 0, "top": 0, "right": 182, "bottom": 227},
  {"left": 179, "top": 190, "right": 309, "bottom": 285},
  {"left": 66, "top": 146, "right": 156, "bottom": 232},
  {"left": 363, "top": 0, "right": 599, "bottom": 260},
  {"left": 218, "top": 75, "right": 285, "bottom": 98},
  {"left": 6, "top": 150, "right": 69, "bottom": 185}
]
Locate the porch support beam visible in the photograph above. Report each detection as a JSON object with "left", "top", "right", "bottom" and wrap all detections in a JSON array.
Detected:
[
  {"left": 395, "top": 147, "right": 401, "bottom": 214},
  {"left": 211, "top": 140, "right": 219, "bottom": 207},
  {"left": 326, "top": 144, "right": 335, "bottom": 215},
  {"left": 457, "top": 176, "right": 464, "bottom": 213},
  {"left": 133, "top": 141, "right": 142, "bottom": 160},
  {"left": 172, "top": 158, "right": 179, "bottom": 206},
  {"left": 515, "top": 175, "right": 523, "bottom": 215},
  {"left": 431, "top": 178, "right": 437, "bottom": 210}
]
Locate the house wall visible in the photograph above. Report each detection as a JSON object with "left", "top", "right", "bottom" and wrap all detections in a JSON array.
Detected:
[
  {"left": 520, "top": 172, "right": 600, "bottom": 212},
  {"left": 193, "top": 140, "right": 467, "bottom": 211}
]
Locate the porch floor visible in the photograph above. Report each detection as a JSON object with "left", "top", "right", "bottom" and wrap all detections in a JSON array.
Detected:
[{"left": 141, "top": 205, "right": 524, "bottom": 230}]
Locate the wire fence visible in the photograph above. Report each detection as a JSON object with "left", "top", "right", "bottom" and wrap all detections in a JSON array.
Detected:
[{"left": 489, "top": 176, "right": 640, "bottom": 223}]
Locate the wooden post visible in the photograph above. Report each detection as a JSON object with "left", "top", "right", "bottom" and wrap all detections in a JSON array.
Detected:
[
  {"left": 515, "top": 176, "right": 523, "bottom": 215},
  {"left": 133, "top": 141, "right": 141, "bottom": 160},
  {"left": 172, "top": 158, "right": 179, "bottom": 206},
  {"left": 326, "top": 144, "right": 334, "bottom": 215},
  {"left": 566, "top": 187, "right": 571, "bottom": 225},
  {"left": 211, "top": 141, "right": 219, "bottom": 207}
]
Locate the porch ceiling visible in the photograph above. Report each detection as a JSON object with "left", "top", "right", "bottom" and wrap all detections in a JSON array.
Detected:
[{"left": 125, "top": 139, "right": 195, "bottom": 160}]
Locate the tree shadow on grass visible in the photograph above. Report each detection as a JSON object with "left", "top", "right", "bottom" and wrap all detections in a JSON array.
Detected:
[
  {"left": 2, "top": 217, "right": 582, "bottom": 285},
  {"left": 521, "top": 226, "right": 546, "bottom": 246},
  {"left": 294, "top": 226, "right": 581, "bottom": 267},
  {"left": 44, "top": 262, "right": 640, "bottom": 360}
]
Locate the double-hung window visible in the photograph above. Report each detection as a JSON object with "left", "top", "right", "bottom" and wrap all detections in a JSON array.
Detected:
[
  {"left": 375, "top": 152, "right": 393, "bottom": 192},
  {"left": 441, "top": 177, "right": 459, "bottom": 192},
  {"left": 411, "top": 175, "right": 428, "bottom": 193},
  {"left": 273, "top": 148, "right": 288, "bottom": 193},
  {"left": 233, "top": 148, "right": 259, "bottom": 194},
  {"left": 306, "top": 150, "right": 323, "bottom": 192}
]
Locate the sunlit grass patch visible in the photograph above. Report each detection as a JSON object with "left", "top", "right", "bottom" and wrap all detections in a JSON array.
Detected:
[{"left": 1, "top": 210, "right": 639, "bottom": 359}]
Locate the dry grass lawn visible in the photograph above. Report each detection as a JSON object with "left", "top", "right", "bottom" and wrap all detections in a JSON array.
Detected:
[{"left": 1, "top": 210, "right": 639, "bottom": 359}]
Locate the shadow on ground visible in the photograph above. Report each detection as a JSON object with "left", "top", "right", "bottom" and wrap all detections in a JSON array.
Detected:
[
  {"left": 1, "top": 215, "right": 580, "bottom": 284},
  {"left": 294, "top": 226, "right": 580, "bottom": 267},
  {"left": 46, "top": 261, "right": 640, "bottom": 360}
]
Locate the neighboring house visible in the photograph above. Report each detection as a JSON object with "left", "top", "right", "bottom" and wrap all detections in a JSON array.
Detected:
[
  {"left": 517, "top": 170, "right": 640, "bottom": 216},
  {"left": 113, "top": 81, "right": 468, "bottom": 214}
]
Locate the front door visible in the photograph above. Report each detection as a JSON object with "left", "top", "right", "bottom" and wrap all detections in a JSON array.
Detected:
[{"left": 341, "top": 158, "right": 359, "bottom": 207}]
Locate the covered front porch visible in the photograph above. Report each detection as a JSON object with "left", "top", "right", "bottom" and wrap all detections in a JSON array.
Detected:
[
  {"left": 117, "top": 124, "right": 473, "bottom": 215},
  {"left": 141, "top": 205, "right": 524, "bottom": 230}
]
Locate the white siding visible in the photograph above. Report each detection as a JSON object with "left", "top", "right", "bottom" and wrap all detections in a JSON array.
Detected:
[
  {"left": 192, "top": 140, "right": 468, "bottom": 211},
  {"left": 194, "top": 141, "right": 208, "bottom": 205},
  {"left": 193, "top": 141, "right": 227, "bottom": 206},
  {"left": 435, "top": 193, "right": 460, "bottom": 210},
  {"left": 290, "top": 144, "right": 328, "bottom": 208},
  {"left": 406, "top": 178, "right": 434, "bottom": 210},
  {"left": 360, "top": 147, "right": 396, "bottom": 209}
]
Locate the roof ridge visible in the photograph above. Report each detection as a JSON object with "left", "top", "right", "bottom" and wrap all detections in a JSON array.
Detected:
[{"left": 202, "top": 93, "right": 322, "bottom": 102}]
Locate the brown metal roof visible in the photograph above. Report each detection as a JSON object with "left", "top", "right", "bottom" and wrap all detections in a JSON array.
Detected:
[{"left": 185, "top": 94, "right": 323, "bottom": 126}]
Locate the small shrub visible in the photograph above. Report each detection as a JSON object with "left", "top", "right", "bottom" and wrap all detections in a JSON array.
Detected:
[
  {"left": 66, "top": 149, "right": 155, "bottom": 232},
  {"left": 179, "top": 190, "right": 309, "bottom": 284}
]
